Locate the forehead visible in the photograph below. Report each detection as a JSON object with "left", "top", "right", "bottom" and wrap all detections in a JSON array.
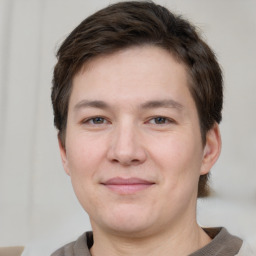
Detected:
[{"left": 70, "top": 45, "right": 193, "bottom": 111}]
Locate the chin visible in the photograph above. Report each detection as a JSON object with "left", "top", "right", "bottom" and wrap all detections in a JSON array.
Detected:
[
  {"left": 106, "top": 221, "right": 155, "bottom": 238},
  {"left": 94, "top": 206, "right": 157, "bottom": 237}
]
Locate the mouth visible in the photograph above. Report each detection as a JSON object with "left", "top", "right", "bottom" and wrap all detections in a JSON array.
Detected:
[{"left": 101, "top": 177, "right": 155, "bottom": 194}]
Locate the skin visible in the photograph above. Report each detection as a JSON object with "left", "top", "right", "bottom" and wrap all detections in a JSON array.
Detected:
[{"left": 59, "top": 46, "right": 221, "bottom": 256}]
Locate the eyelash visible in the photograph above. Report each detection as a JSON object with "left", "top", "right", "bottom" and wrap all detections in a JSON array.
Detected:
[
  {"left": 82, "top": 116, "right": 175, "bottom": 126},
  {"left": 147, "top": 116, "right": 175, "bottom": 125},
  {"left": 82, "top": 116, "right": 110, "bottom": 125}
]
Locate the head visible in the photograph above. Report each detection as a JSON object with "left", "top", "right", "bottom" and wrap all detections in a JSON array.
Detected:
[{"left": 52, "top": 1, "right": 223, "bottom": 197}]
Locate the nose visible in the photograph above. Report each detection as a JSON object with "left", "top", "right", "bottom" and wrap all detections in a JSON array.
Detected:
[{"left": 107, "top": 122, "right": 147, "bottom": 166}]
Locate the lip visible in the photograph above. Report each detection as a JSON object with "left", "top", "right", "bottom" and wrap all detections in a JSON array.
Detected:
[{"left": 101, "top": 177, "right": 155, "bottom": 194}]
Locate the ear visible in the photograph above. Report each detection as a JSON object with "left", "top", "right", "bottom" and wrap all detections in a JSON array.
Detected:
[
  {"left": 200, "top": 123, "right": 222, "bottom": 175},
  {"left": 58, "top": 136, "right": 71, "bottom": 176}
]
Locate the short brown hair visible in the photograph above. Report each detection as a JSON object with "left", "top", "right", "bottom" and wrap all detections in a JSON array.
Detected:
[{"left": 52, "top": 1, "right": 223, "bottom": 197}]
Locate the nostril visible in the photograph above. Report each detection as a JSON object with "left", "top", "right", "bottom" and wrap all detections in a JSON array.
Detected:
[
  {"left": 110, "top": 157, "right": 142, "bottom": 166},
  {"left": 131, "top": 159, "right": 141, "bottom": 164}
]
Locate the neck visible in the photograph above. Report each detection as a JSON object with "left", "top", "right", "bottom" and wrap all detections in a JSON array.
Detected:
[{"left": 90, "top": 216, "right": 211, "bottom": 256}]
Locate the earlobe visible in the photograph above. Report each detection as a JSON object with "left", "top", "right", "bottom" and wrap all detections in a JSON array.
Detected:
[
  {"left": 200, "top": 123, "right": 222, "bottom": 175},
  {"left": 58, "top": 136, "right": 70, "bottom": 176}
]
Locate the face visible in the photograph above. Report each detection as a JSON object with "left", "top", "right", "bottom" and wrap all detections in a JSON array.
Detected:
[{"left": 59, "top": 46, "right": 220, "bottom": 238}]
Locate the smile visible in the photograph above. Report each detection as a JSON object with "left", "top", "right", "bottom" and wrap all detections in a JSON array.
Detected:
[{"left": 101, "top": 177, "right": 155, "bottom": 194}]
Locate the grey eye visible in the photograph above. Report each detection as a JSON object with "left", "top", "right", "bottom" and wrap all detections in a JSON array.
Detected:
[
  {"left": 153, "top": 117, "right": 167, "bottom": 124},
  {"left": 91, "top": 117, "right": 105, "bottom": 124}
]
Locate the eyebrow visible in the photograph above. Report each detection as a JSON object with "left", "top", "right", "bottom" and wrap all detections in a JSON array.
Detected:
[
  {"left": 140, "top": 99, "right": 184, "bottom": 111},
  {"left": 74, "top": 99, "right": 184, "bottom": 111},
  {"left": 74, "top": 100, "right": 109, "bottom": 110}
]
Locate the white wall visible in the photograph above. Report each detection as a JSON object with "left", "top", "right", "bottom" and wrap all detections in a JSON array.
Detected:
[{"left": 0, "top": 0, "right": 255, "bottom": 254}]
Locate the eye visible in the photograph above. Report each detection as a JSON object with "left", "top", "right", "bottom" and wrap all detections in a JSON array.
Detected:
[
  {"left": 148, "top": 116, "right": 174, "bottom": 125},
  {"left": 83, "top": 116, "right": 108, "bottom": 125},
  {"left": 91, "top": 117, "right": 105, "bottom": 124}
]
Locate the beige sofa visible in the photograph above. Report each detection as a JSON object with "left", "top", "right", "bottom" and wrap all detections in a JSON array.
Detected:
[{"left": 0, "top": 247, "right": 24, "bottom": 256}]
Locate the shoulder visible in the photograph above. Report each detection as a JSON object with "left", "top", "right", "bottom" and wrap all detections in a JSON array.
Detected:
[
  {"left": 190, "top": 227, "right": 243, "bottom": 256},
  {"left": 51, "top": 232, "right": 93, "bottom": 256},
  {"left": 51, "top": 240, "right": 76, "bottom": 256},
  {"left": 235, "top": 241, "right": 256, "bottom": 256}
]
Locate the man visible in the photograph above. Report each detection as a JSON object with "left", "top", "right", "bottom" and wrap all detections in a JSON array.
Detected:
[{"left": 50, "top": 1, "right": 249, "bottom": 255}]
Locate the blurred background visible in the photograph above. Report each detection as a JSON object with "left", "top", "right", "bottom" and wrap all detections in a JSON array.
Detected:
[{"left": 0, "top": 0, "right": 255, "bottom": 255}]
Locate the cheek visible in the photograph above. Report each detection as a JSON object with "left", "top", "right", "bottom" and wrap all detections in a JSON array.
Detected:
[
  {"left": 151, "top": 132, "right": 203, "bottom": 186},
  {"left": 153, "top": 132, "right": 202, "bottom": 164},
  {"left": 65, "top": 135, "right": 104, "bottom": 210},
  {"left": 66, "top": 134, "right": 105, "bottom": 175},
  {"left": 64, "top": 133, "right": 109, "bottom": 203}
]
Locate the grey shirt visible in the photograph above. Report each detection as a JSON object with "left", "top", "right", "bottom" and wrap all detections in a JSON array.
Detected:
[{"left": 51, "top": 227, "right": 244, "bottom": 256}]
